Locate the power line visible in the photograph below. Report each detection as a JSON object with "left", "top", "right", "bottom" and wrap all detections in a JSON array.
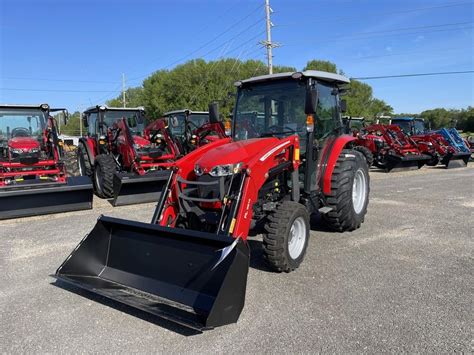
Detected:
[
  {"left": 127, "top": 3, "right": 263, "bottom": 82},
  {"left": 352, "top": 70, "right": 474, "bottom": 80},
  {"left": 0, "top": 88, "right": 116, "bottom": 93},
  {"left": 1, "top": 77, "right": 119, "bottom": 84}
]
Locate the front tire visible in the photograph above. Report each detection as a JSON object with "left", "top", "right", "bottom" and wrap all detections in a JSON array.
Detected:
[
  {"left": 323, "top": 149, "right": 370, "bottom": 232},
  {"left": 263, "top": 201, "right": 310, "bottom": 273},
  {"left": 77, "top": 143, "right": 92, "bottom": 176},
  {"left": 63, "top": 148, "right": 80, "bottom": 177},
  {"left": 94, "top": 154, "right": 116, "bottom": 198}
]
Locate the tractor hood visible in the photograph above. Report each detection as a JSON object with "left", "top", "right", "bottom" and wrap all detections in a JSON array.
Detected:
[
  {"left": 132, "top": 135, "right": 150, "bottom": 148},
  {"left": 195, "top": 137, "right": 281, "bottom": 170},
  {"left": 8, "top": 137, "right": 41, "bottom": 150}
]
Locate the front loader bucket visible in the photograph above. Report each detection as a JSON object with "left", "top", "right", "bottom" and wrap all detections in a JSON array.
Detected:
[
  {"left": 54, "top": 216, "right": 250, "bottom": 330},
  {"left": 441, "top": 152, "right": 470, "bottom": 169},
  {"left": 112, "top": 170, "right": 172, "bottom": 206},
  {"left": 385, "top": 154, "right": 431, "bottom": 172},
  {"left": 0, "top": 176, "right": 93, "bottom": 220}
]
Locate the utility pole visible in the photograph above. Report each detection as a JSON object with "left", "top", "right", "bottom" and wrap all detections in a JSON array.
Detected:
[
  {"left": 122, "top": 73, "right": 126, "bottom": 108},
  {"left": 260, "top": 0, "right": 280, "bottom": 74}
]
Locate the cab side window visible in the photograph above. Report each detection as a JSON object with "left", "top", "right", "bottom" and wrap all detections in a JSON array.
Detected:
[
  {"left": 87, "top": 113, "right": 98, "bottom": 136},
  {"left": 315, "top": 83, "right": 337, "bottom": 140}
]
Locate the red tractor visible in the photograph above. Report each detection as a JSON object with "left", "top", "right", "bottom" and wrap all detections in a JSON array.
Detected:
[
  {"left": 354, "top": 123, "right": 431, "bottom": 172},
  {"left": 391, "top": 117, "right": 469, "bottom": 168},
  {"left": 77, "top": 105, "right": 227, "bottom": 206},
  {"left": 0, "top": 104, "right": 93, "bottom": 219},
  {"left": 57, "top": 70, "right": 370, "bottom": 330},
  {"left": 163, "top": 108, "right": 229, "bottom": 153}
]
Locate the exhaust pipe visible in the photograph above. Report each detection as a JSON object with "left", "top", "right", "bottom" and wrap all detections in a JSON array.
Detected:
[{"left": 55, "top": 216, "right": 250, "bottom": 330}]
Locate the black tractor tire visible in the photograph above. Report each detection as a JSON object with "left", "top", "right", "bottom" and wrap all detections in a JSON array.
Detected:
[
  {"left": 353, "top": 145, "right": 374, "bottom": 167},
  {"left": 77, "top": 143, "right": 92, "bottom": 177},
  {"left": 263, "top": 201, "right": 310, "bottom": 273},
  {"left": 93, "top": 154, "right": 116, "bottom": 198},
  {"left": 426, "top": 154, "right": 440, "bottom": 166},
  {"left": 63, "top": 148, "right": 80, "bottom": 177},
  {"left": 323, "top": 149, "right": 370, "bottom": 232}
]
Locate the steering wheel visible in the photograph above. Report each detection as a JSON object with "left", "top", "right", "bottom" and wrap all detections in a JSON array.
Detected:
[{"left": 11, "top": 127, "right": 30, "bottom": 138}]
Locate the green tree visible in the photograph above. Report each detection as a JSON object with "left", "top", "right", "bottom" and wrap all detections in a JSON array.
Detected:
[
  {"left": 60, "top": 111, "right": 82, "bottom": 136},
  {"left": 303, "top": 60, "right": 337, "bottom": 73}
]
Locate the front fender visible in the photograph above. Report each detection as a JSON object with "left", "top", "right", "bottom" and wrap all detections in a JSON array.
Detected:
[{"left": 322, "top": 135, "right": 356, "bottom": 195}]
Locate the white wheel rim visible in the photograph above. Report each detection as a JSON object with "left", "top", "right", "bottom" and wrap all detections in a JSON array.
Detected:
[
  {"left": 288, "top": 217, "right": 306, "bottom": 259},
  {"left": 352, "top": 168, "right": 367, "bottom": 214}
]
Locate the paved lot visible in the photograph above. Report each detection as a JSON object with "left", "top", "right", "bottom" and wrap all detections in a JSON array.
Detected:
[{"left": 1, "top": 165, "right": 473, "bottom": 352}]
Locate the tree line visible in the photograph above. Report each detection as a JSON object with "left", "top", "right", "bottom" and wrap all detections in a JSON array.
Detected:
[{"left": 61, "top": 58, "right": 472, "bottom": 135}]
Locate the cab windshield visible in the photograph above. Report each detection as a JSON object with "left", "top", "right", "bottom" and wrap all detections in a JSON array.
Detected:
[
  {"left": 349, "top": 119, "right": 365, "bottom": 131},
  {"left": 234, "top": 80, "right": 306, "bottom": 141},
  {"left": 103, "top": 110, "right": 145, "bottom": 135},
  {"left": 168, "top": 113, "right": 209, "bottom": 137},
  {"left": 393, "top": 120, "right": 412, "bottom": 135},
  {"left": 0, "top": 108, "right": 47, "bottom": 141},
  {"left": 413, "top": 119, "right": 426, "bottom": 134}
]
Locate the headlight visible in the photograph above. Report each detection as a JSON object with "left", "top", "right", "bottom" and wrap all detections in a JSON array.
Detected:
[
  {"left": 11, "top": 148, "right": 23, "bottom": 154},
  {"left": 426, "top": 142, "right": 433, "bottom": 146},
  {"left": 209, "top": 162, "right": 243, "bottom": 177},
  {"left": 30, "top": 148, "right": 40, "bottom": 153}
]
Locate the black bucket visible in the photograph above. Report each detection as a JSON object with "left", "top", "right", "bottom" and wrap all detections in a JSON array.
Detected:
[
  {"left": 0, "top": 176, "right": 93, "bottom": 220},
  {"left": 442, "top": 152, "right": 470, "bottom": 169},
  {"left": 55, "top": 216, "right": 250, "bottom": 330},
  {"left": 385, "top": 154, "right": 430, "bottom": 172},
  {"left": 112, "top": 170, "right": 172, "bottom": 206}
]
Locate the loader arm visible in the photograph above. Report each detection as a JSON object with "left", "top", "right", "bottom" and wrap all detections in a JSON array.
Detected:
[{"left": 144, "top": 118, "right": 180, "bottom": 159}]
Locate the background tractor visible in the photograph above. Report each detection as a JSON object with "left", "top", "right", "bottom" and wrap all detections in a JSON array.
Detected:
[
  {"left": 0, "top": 104, "right": 93, "bottom": 219},
  {"left": 391, "top": 117, "right": 470, "bottom": 168},
  {"left": 354, "top": 123, "right": 431, "bottom": 172},
  {"left": 434, "top": 127, "right": 471, "bottom": 167},
  {"left": 56, "top": 70, "right": 370, "bottom": 330},
  {"left": 77, "top": 105, "right": 227, "bottom": 206}
]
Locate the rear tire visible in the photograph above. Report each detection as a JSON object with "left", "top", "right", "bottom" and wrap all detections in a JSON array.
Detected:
[
  {"left": 77, "top": 143, "right": 92, "bottom": 176},
  {"left": 263, "top": 201, "right": 310, "bottom": 273},
  {"left": 354, "top": 146, "right": 374, "bottom": 167},
  {"left": 64, "top": 149, "right": 80, "bottom": 177},
  {"left": 94, "top": 154, "right": 116, "bottom": 198},
  {"left": 323, "top": 149, "right": 370, "bottom": 232}
]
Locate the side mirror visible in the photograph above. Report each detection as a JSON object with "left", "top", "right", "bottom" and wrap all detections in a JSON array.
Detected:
[
  {"left": 304, "top": 82, "right": 318, "bottom": 115},
  {"left": 209, "top": 102, "right": 220, "bottom": 124},
  {"left": 62, "top": 110, "right": 69, "bottom": 126},
  {"left": 82, "top": 113, "right": 89, "bottom": 128},
  {"left": 339, "top": 99, "right": 347, "bottom": 113}
]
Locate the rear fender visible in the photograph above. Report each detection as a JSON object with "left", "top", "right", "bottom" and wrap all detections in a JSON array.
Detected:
[
  {"left": 322, "top": 135, "right": 356, "bottom": 195},
  {"left": 79, "top": 137, "right": 95, "bottom": 166}
]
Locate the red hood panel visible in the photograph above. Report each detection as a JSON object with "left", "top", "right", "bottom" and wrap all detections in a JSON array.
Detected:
[
  {"left": 8, "top": 137, "right": 41, "bottom": 150},
  {"left": 132, "top": 135, "right": 150, "bottom": 147},
  {"left": 195, "top": 137, "right": 280, "bottom": 169}
]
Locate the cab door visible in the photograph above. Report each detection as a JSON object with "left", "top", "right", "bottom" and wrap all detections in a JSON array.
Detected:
[{"left": 308, "top": 82, "right": 340, "bottom": 192}]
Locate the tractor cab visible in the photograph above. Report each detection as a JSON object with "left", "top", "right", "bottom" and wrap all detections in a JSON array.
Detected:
[
  {"left": 163, "top": 109, "right": 227, "bottom": 153},
  {"left": 0, "top": 104, "right": 68, "bottom": 165},
  {"left": 391, "top": 117, "right": 429, "bottom": 136},
  {"left": 342, "top": 117, "right": 365, "bottom": 134},
  {"left": 82, "top": 105, "right": 146, "bottom": 138},
  {"left": 232, "top": 71, "right": 349, "bottom": 192}
]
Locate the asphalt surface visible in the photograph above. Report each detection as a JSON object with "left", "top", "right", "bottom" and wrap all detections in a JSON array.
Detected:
[{"left": 1, "top": 165, "right": 473, "bottom": 352}]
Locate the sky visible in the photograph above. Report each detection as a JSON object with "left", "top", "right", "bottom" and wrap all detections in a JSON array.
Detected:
[{"left": 0, "top": 0, "right": 473, "bottom": 113}]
